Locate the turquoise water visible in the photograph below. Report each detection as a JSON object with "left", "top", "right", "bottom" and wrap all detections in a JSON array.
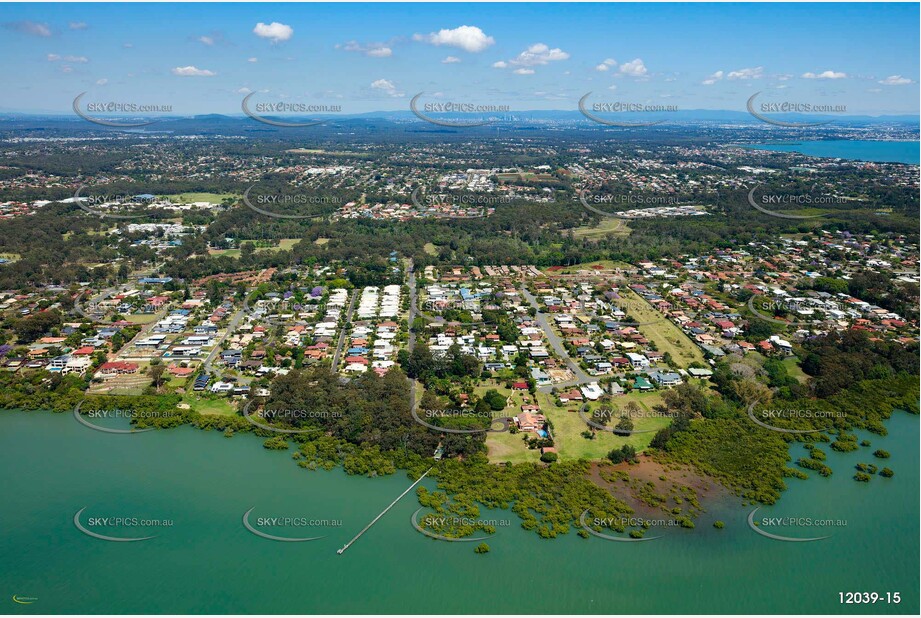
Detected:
[
  {"left": 1, "top": 410, "right": 917, "bottom": 614},
  {"left": 749, "top": 140, "right": 919, "bottom": 164}
]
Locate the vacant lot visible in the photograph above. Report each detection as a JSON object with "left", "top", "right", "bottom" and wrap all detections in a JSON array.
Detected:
[
  {"left": 622, "top": 289, "right": 705, "bottom": 367},
  {"left": 163, "top": 192, "right": 237, "bottom": 204},
  {"left": 538, "top": 390, "right": 671, "bottom": 461},
  {"left": 570, "top": 218, "right": 631, "bottom": 240}
]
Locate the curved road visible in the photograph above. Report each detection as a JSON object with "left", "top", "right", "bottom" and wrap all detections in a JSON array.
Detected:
[{"left": 520, "top": 287, "right": 593, "bottom": 391}]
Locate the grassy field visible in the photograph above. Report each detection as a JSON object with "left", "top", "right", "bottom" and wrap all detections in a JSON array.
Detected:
[
  {"left": 466, "top": 381, "right": 542, "bottom": 463},
  {"left": 622, "top": 289, "right": 706, "bottom": 367},
  {"left": 538, "top": 390, "right": 670, "bottom": 460},
  {"left": 182, "top": 394, "right": 237, "bottom": 416},
  {"left": 481, "top": 385, "right": 673, "bottom": 463},
  {"left": 485, "top": 430, "right": 542, "bottom": 464},
  {"left": 423, "top": 242, "right": 438, "bottom": 256},
  {"left": 286, "top": 149, "right": 370, "bottom": 158},
  {"left": 123, "top": 314, "right": 159, "bottom": 325},
  {"left": 570, "top": 218, "right": 631, "bottom": 240},
  {"left": 209, "top": 238, "right": 301, "bottom": 258},
  {"left": 546, "top": 259, "right": 634, "bottom": 275},
  {"left": 782, "top": 356, "right": 809, "bottom": 383},
  {"left": 162, "top": 192, "right": 237, "bottom": 204}
]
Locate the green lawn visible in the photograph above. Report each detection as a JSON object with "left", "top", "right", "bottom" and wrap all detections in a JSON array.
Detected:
[
  {"left": 539, "top": 390, "right": 671, "bottom": 460},
  {"left": 782, "top": 356, "right": 809, "bottom": 383},
  {"left": 210, "top": 238, "right": 301, "bottom": 258},
  {"left": 485, "top": 430, "right": 542, "bottom": 464},
  {"left": 162, "top": 192, "right": 237, "bottom": 204},
  {"left": 545, "top": 260, "right": 634, "bottom": 275},
  {"left": 622, "top": 289, "right": 706, "bottom": 367},
  {"left": 182, "top": 394, "right": 237, "bottom": 416},
  {"left": 570, "top": 218, "right": 631, "bottom": 240},
  {"left": 124, "top": 313, "right": 158, "bottom": 325}
]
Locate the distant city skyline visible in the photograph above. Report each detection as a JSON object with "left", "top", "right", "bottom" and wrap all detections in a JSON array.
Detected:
[{"left": 1, "top": 2, "right": 918, "bottom": 116}]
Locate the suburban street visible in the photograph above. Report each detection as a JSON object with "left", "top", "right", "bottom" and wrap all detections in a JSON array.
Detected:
[
  {"left": 520, "top": 287, "right": 593, "bottom": 391},
  {"left": 330, "top": 289, "right": 358, "bottom": 372}
]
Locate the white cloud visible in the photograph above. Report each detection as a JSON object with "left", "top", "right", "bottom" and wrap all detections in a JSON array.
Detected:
[
  {"left": 442, "top": 56, "right": 461, "bottom": 64},
  {"left": 513, "top": 68, "right": 535, "bottom": 75},
  {"left": 702, "top": 70, "right": 724, "bottom": 85},
  {"left": 878, "top": 75, "right": 912, "bottom": 86},
  {"left": 607, "top": 84, "right": 618, "bottom": 91},
  {"left": 338, "top": 41, "right": 393, "bottom": 58},
  {"left": 508, "top": 43, "right": 569, "bottom": 67},
  {"left": 619, "top": 58, "right": 647, "bottom": 77},
  {"left": 492, "top": 61, "right": 507, "bottom": 69},
  {"left": 123, "top": 43, "right": 133, "bottom": 48},
  {"left": 236, "top": 87, "right": 252, "bottom": 94},
  {"left": 95, "top": 78, "right": 107, "bottom": 85},
  {"left": 69, "top": 22, "right": 88, "bottom": 30},
  {"left": 171, "top": 65, "right": 216, "bottom": 77},
  {"left": 595, "top": 58, "right": 617, "bottom": 71},
  {"left": 802, "top": 70, "right": 847, "bottom": 79},
  {"left": 198, "top": 35, "right": 215, "bottom": 46},
  {"left": 371, "top": 78, "right": 403, "bottom": 97},
  {"left": 253, "top": 22, "right": 293, "bottom": 43},
  {"left": 47, "top": 53, "right": 88, "bottom": 63},
  {"left": 248, "top": 57, "right": 258, "bottom": 63},
  {"left": 3, "top": 21, "right": 51, "bottom": 37},
  {"left": 412, "top": 25, "right": 494, "bottom": 53},
  {"left": 727, "top": 66, "right": 763, "bottom": 80}
]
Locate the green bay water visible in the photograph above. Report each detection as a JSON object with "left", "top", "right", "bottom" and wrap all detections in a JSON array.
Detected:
[
  {"left": 1, "top": 410, "right": 917, "bottom": 614},
  {"left": 748, "top": 140, "right": 919, "bottom": 164}
]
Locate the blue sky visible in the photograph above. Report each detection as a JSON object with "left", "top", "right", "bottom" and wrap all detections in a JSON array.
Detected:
[{"left": 1, "top": 2, "right": 918, "bottom": 115}]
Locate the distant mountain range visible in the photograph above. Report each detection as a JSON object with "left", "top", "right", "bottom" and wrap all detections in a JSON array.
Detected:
[{"left": 1, "top": 108, "right": 918, "bottom": 125}]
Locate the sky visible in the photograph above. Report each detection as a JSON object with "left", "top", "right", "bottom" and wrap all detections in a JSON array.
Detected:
[{"left": 1, "top": 2, "right": 918, "bottom": 116}]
